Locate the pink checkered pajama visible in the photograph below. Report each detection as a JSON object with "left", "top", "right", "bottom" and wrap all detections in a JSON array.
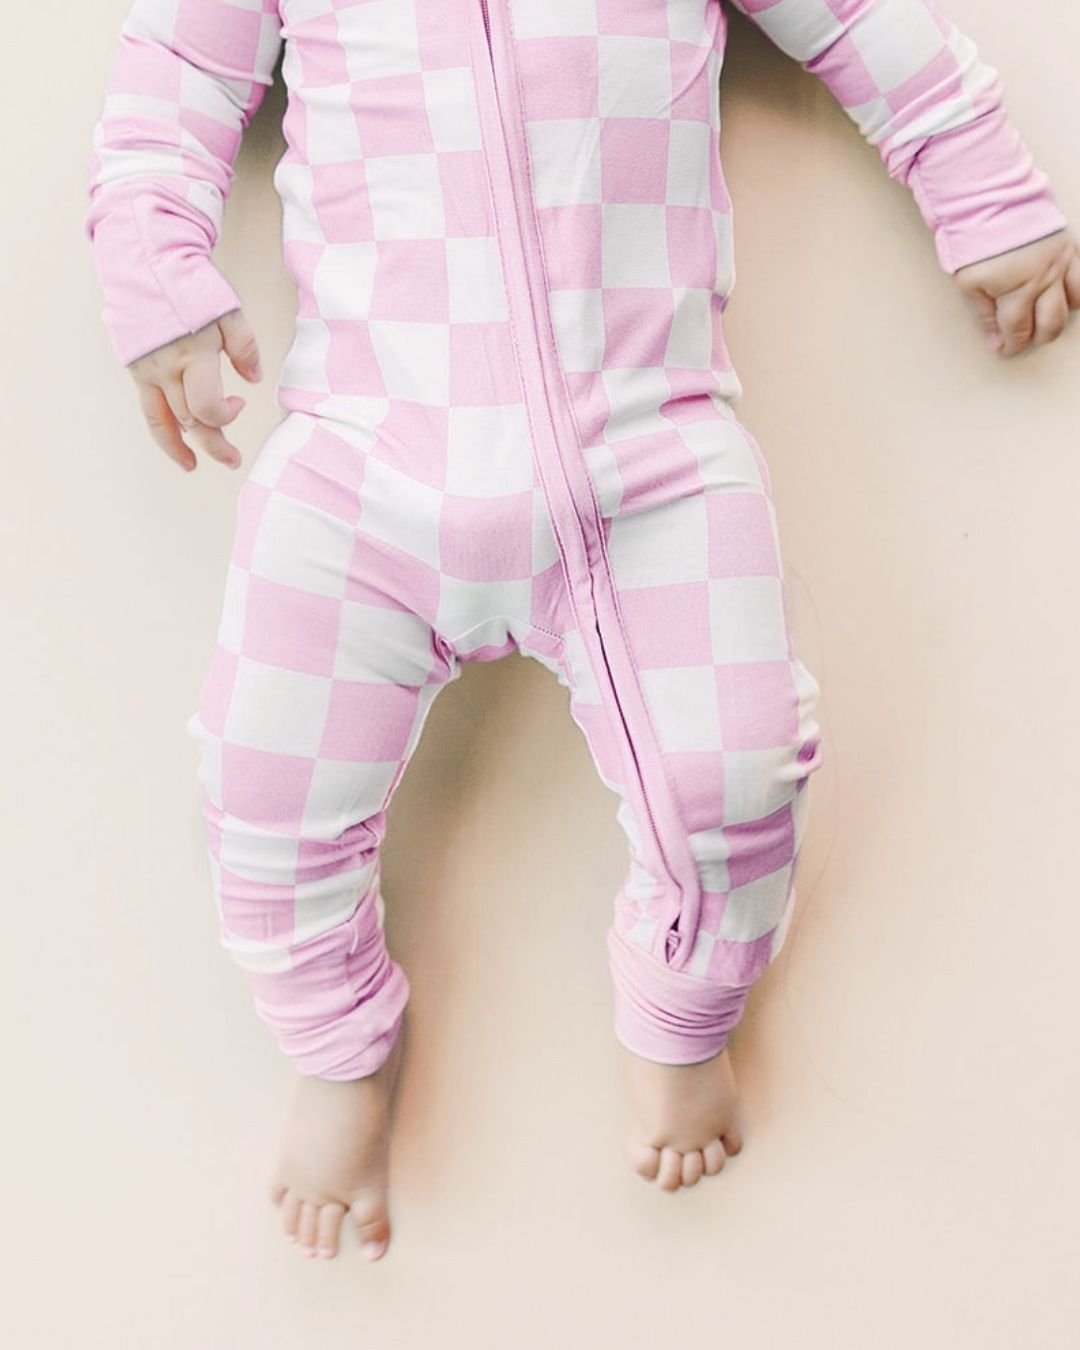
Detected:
[{"left": 85, "top": 0, "right": 1067, "bottom": 1080}]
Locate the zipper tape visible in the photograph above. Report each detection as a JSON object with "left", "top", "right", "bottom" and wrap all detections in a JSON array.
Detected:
[{"left": 469, "top": 0, "right": 705, "bottom": 967}]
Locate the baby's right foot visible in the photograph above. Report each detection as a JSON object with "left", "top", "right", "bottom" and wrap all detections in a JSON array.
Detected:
[
  {"left": 267, "top": 1016, "right": 407, "bottom": 1262},
  {"left": 617, "top": 1041, "right": 744, "bottom": 1191}
]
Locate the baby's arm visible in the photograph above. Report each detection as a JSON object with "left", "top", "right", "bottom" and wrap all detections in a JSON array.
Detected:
[
  {"left": 85, "top": 0, "right": 284, "bottom": 468},
  {"left": 85, "top": 0, "right": 283, "bottom": 367},
  {"left": 727, "top": 0, "right": 1078, "bottom": 352}
]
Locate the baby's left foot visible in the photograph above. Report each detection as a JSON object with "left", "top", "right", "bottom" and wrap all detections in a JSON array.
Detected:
[{"left": 617, "top": 1043, "right": 744, "bottom": 1191}]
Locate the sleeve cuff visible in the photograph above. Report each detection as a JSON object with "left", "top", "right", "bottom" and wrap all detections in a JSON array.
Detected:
[
  {"left": 903, "top": 103, "right": 1069, "bottom": 274},
  {"left": 87, "top": 184, "right": 244, "bottom": 366}
]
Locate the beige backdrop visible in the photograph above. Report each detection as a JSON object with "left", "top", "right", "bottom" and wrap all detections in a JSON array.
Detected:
[{"left": 5, "top": 1, "right": 1078, "bottom": 1345}]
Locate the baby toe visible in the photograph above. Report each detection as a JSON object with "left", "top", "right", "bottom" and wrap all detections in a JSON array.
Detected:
[
  {"left": 316, "top": 1201, "right": 347, "bottom": 1259},
  {"left": 281, "top": 1189, "right": 302, "bottom": 1243},
  {"left": 350, "top": 1185, "right": 391, "bottom": 1262},
  {"left": 702, "top": 1138, "right": 727, "bottom": 1175},
  {"left": 297, "top": 1200, "right": 320, "bottom": 1257},
  {"left": 628, "top": 1141, "right": 661, "bottom": 1181},
  {"left": 657, "top": 1147, "right": 684, "bottom": 1192},
  {"left": 681, "top": 1150, "right": 705, "bottom": 1187}
]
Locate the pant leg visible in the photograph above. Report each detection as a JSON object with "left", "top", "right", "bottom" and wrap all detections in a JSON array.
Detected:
[
  {"left": 185, "top": 412, "right": 460, "bottom": 1081},
  {"left": 539, "top": 411, "right": 825, "bottom": 1064}
]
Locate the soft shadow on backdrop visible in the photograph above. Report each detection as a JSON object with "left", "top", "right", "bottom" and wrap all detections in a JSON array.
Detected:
[{"left": 4, "top": 1, "right": 1077, "bottom": 1344}]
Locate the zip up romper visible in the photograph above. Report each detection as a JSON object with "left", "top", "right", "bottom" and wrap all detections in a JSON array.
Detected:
[{"left": 85, "top": 0, "right": 1068, "bottom": 1080}]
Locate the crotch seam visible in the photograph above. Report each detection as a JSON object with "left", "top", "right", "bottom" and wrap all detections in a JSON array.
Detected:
[{"left": 440, "top": 614, "right": 566, "bottom": 656}]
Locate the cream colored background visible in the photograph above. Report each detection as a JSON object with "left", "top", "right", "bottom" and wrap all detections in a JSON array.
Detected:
[{"left": 4, "top": 1, "right": 1078, "bottom": 1344}]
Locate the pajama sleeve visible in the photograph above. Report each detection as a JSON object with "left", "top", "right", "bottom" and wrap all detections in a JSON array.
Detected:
[
  {"left": 84, "top": 0, "right": 284, "bottom": 367},
  {"left": 725, "top": 0, "right": 1069, "bottom": 272}
]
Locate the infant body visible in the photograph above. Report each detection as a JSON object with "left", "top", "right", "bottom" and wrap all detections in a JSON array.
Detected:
[{"left": 85, "top": 0, "right": 1071, "bottom": 1257}]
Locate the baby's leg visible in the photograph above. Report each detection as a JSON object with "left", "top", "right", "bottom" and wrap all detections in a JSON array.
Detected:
[
  {"left": 545, "top": 414, "right": 824, "bottom": 1189},
  {"left": 186, "top": 413, "right": 459, "bottom": 1258}
]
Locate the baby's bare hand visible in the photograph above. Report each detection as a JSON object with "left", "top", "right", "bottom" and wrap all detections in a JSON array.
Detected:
[
  {"left": 127, "top": 308, "right": 263, "bottom": 472},
  {"left": 954, "top": 227, "right": 1080, "bottom": 359}
]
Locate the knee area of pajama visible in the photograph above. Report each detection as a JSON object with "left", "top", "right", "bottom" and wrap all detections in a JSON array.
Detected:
[
  {"left": 185, "top": 706, "right": 400, "bottom": 961},
  {"left": 667, "top": 725, "right": 824, "bottom": 843},
  {"left": 641, "top": 650, "right": 824, "bottom": 835}
]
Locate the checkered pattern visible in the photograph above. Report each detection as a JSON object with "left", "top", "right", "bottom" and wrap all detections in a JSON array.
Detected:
[
  {"left": 538, "top": 412, "right": 826, "bottom": 1064},
  {"left": 85, "top": 0, "right": 1066, "bottom": 1078},
  {"left": 184, "top": 408, "right": 568, "bottom": 1077},
  {"left": 727, "top": 0, "right": 1067, "bottom": 271}
]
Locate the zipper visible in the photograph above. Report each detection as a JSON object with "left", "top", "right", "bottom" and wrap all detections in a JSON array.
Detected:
[{"left": 471, "top": 0, "right": 700, "bottom": 966}]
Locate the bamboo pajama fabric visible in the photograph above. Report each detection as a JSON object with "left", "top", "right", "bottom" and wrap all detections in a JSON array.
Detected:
[{"left": 85, "top": 0, "right": 1067, "bottom": 1077}]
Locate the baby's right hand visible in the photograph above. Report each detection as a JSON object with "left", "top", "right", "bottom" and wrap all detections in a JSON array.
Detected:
[{"left": 127, "top": 309, "right": 263, "bottom": 473}]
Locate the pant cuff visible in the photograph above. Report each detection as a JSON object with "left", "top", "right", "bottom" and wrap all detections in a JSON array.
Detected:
[
  {"left": 606, "top": 923, "right": 753, "bottom": 1065},
  {"left": 245, "top": 898, "right": 411, "bottom": 1081}
]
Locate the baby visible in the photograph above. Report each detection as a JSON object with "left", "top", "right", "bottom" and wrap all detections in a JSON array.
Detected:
[{"left": 85, "top": 0, "right": 1077, "bottom": 1263}]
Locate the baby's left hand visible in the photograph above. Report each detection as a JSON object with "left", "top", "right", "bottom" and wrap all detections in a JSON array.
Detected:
[{"left": 953, "top": 227, "right": 1080, "bottom": 357}]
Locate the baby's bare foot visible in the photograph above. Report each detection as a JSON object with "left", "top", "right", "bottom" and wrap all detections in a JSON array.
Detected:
[
  {"left": 268, "top": 1016, "right": 407, "bottom": 1261},
  {"left": 617, "top": 1042, "right": 744, "bottom": 1191}
]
